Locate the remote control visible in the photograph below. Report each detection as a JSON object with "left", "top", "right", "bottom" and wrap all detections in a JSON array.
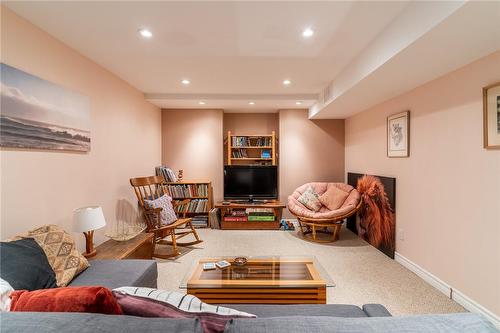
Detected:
[{"left": 215, "top": 260, "right": 231, "bottom": 269}]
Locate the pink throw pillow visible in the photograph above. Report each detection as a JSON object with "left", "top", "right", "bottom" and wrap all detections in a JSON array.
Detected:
[{"left": 319, "top": 186, "right": 349, "bottom": 211}]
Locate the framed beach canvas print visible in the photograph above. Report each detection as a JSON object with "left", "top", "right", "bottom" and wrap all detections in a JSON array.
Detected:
[
  {"left": 0, "top": 63, "right": 90, "bottom": 152},
  {"left": 387, "top": 111, "right": 409, "bottom": 157},
  {"left": 483, "top": 82, "right": 500, "bottom": 149}
]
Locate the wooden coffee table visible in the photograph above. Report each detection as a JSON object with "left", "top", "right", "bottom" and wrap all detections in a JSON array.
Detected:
[{"left": 181, "top": 256, "right": 333, "bottom": 304}]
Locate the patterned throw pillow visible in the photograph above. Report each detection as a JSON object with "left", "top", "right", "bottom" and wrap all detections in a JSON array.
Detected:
[
  {"left": 144, "top": 195, "right": 177, "bottom": 225},
  {"left": 113, "top": 287, "right": 255, "bottom": 333},
  {"left": 297, "top": 186, "right": 322, "bottom": 212},
  {"left": 11, "top": 225, "right": 89, "bottom": 287}
]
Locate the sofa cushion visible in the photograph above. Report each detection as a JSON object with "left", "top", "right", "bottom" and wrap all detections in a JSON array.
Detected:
[
  {"left": 0, "top": 238, "right": 57, "bottom": 291},
  {"left": 10, "top": 286, "right": 123, "bottom": 315},
  {"left": 114, "top": 287, "right": 255, "bottom": 333},
  {"left": 222, "top": 304, "right": 368, "bottom": 318},
  {"left": 224, "top": 313, "right": 496, "bottom": 333},
  {"left": 0, "top": 312, "right": 203, "bottom": 333},
  {"left": 144, "top": 194, "right": 177, "bottom": 225},
  {"left": 69, "top": 260, "right": 157, "bottom": 289},
  {"left": 10, "top": 225, "right": 89, "bottom": 287},
  {"left": 297, "top": 186, "right": 322, "bottom": 212}
]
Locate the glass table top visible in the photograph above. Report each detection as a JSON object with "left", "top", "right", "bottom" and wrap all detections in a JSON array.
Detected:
[{"left": 179, "top": 256, "right": 335, "bottom": 289}]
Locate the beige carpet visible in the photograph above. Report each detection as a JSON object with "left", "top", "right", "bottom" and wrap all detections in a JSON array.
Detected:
[{"left": 155, "top": 228, "right": 465, "bottom": 316}]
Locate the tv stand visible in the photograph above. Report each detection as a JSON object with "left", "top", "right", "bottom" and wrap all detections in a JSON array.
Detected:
[{"left": 215, "top": 200, "right": 286, "bottom": 230}]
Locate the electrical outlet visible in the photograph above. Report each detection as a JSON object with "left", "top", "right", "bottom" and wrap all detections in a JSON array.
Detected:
[{"left": 398, "top": 228, "right": 404, "bottom": 241}]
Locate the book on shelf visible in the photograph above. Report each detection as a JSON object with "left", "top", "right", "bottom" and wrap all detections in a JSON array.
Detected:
[
  {"left": 224, "top": 216, "right": 248, "bottom": 222},
  {"left": 155, "top": 166, "right": 177, "bottom": 182},
  {"left": 246, "top": 208, "right": 273, "bottom": 214},
  {"left": 231, "top": 136, "right": 272, "bottom": 147},
  {"left": 247, "top": 215, "right": 275, "bottom": 222},
  {"left": 191, "top": 216, "right": 208, "bottom": 228},
  {"left": 174, "top": 199, "right": 208, "bottom": 213},
  {"left": 209, "top": 208, "right": 220, "bottom": 229},
  {"left": 165, "top": 184, "right": 208, "bottom": 198},
  {"left": 231, "top": 149, "right": 248, "bottom": 158}
]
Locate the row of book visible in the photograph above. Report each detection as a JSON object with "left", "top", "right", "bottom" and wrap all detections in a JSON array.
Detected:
[
  {"left": 231, "top": 136, "right": 272, "bottom": 147},
  {"left": 165, "top": 184, "right": 208, "bottom": 198},
  {"left": 191, "top": 216, "right": 208, "bottom": 228},
  {"left": 174, "top": 199, "right": 208, "bottom": 213},
  {"left": 231, "top": 149, "right": 248, "bottom": 158},
  {"left": 155, "top": 166, "right": 177, "bottom": 182},
  {"left": 223, "top": 216, "right": 275, "bottom": 222}
]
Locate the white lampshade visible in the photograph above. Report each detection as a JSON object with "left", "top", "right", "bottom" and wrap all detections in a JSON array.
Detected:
[{"left": 73, "top": 206, "right": 106, "bottom": 232}]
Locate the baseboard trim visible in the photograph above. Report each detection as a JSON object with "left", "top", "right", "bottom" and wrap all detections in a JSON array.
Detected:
[{"left": 395, "top": 252, "right": 499, "bottom": 329}]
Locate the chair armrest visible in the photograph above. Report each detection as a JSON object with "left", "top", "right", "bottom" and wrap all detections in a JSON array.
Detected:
[{"left": 173, "top": 199, "right": 190, "bottom": 208}]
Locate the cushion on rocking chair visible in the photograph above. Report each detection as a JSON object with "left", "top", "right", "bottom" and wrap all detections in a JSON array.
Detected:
[{"left": 144, "top": 195, "right": 177, "bottom": 225}]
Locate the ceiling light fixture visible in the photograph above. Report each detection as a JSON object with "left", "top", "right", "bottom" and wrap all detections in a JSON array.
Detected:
[
  {"left": 181, "top": 79, "right": 190, "bottom": 85},
  {"left": 302, "top": 28, "right": 314, "bottom": 38},
  {"left": 283, "top": 79, "right": 291, "bottom": 86},
  {"left": 138, "top": 28, "right": 153, "bottom": 38},
  {"left": 198, "top": 101, "right": 206, "bottom": 105},
  {"left": 248, "top": 102, "right": 255, "bottom": 105},
  {"left": 296, "top": 101, "right": 302, "bottom": 105}
]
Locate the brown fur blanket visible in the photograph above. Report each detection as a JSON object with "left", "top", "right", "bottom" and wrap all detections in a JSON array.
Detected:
[{"left": 356, "top": 175, "right": 395, "bottom": 253}]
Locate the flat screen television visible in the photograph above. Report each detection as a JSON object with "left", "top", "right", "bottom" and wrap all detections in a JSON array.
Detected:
[{"left": 224, "top": 165, "right": 278, "bottom": 201}]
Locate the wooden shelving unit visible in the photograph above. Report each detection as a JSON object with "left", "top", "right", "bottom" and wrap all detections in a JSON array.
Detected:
[
  {"left": 227, "top": 131, "right": 277, "bottom": 165},
  {"left": 163, "top": 181, "right": 213, "bottom": 228}
]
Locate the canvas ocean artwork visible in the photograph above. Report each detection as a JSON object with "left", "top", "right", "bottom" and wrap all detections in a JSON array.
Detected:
[{"left": 0, "top": 63, "right": 90, "bottom": 152}]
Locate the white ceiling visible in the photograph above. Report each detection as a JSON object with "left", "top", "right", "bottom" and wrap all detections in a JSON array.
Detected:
[{"left": 5, "top": 1, "right": 500, "bottom": 116}]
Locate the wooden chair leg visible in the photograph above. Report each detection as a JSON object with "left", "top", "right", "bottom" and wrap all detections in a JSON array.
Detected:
[
  {"left": 189, "top": 221, "right": 201, "bottom": 242},
  {"left": 312, "top": 224, "right": 316, "bottom": 241},
  {"left": 170, "top": 230, "right": 180, "bottom": 256}
]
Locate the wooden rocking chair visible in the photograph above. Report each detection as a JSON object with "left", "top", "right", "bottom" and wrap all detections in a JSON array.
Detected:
[{"left": 130, "top": 175, "right": 203, "bottom": 259}]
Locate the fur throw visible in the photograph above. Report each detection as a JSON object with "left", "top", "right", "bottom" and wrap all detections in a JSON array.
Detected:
[{"left": 356, "top": 175, "right": 395, "bottom": 253}]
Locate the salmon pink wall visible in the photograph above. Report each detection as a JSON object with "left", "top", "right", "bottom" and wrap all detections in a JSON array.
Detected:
[
  {"left": 161, "top": 109, "right": 224, "bottom": 201},
  {"left": 0, "top": 7, "right": 162, "bottom": 249},
  {"left": 345, "top": 51, "right": 500, "bottom": 316},
  {"left": 279, "top": 110, "right": 345, "bottom": 217}
]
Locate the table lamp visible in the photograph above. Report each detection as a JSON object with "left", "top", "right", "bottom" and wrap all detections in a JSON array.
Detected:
[{"left": 73, "top": 206, "right": 106, "bottom": 258}]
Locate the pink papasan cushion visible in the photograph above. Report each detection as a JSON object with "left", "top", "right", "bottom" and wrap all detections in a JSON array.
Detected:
[{"left": 287, "top": 183, "right": 360, "bottom": 219}]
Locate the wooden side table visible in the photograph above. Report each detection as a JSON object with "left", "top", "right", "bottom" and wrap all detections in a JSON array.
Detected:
[{"left": 89, "top": 233, "right": 154, "bottom": 260}]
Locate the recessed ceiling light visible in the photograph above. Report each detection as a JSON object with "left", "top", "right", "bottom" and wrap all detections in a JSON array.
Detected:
[
  {"left": 198, "top": 101, "right": 206, "bottom": 105},
  {"left": 283, "top": 79, "right": 291, "bottom": 86},
  {"left": 138, "top": 28, "right": 153, "bottom": 38},
  {"left": 296, "top": 101, "right": 302, "bottom": 105},
  {"left": 248, "top": 102, "right": 255, "bottom": 105},
  {"left": 302, "top": 28, "right": 314, "bottom": 38},
  {"left": 181, "top": 79, "right": 190, "bottom": 85}
]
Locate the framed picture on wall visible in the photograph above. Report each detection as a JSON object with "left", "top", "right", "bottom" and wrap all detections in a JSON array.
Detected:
[
  {"left": 387, "top": 111, "right": 410, "bottom": 157},
  {"left": 483, "top": 82, "right": 500, "bottom": 149}
]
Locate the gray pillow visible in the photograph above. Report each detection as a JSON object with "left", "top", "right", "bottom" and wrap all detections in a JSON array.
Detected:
[{"left": 144, "top": 195, "right": 177, "bottom": 225}]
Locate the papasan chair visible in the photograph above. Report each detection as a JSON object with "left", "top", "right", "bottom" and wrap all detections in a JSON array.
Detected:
[{"left": 288, "top": 183, "right": 362, "bottom": 243}]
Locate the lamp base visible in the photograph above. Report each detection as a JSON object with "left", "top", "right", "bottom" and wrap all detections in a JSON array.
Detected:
[
  {"left": 83, "top": 230, "right": 97, "bottom": 258},
  {"left": 83, "top": 249, "right": 97, "bottom": 258}
]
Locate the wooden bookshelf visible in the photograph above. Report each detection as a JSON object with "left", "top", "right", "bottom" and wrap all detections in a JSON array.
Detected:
[
  {"left": 163, "top": 181, "right": 213, "bottom": 228},
  {"left": 227, "top": 131, "right": 277, "bottom": 165}
]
